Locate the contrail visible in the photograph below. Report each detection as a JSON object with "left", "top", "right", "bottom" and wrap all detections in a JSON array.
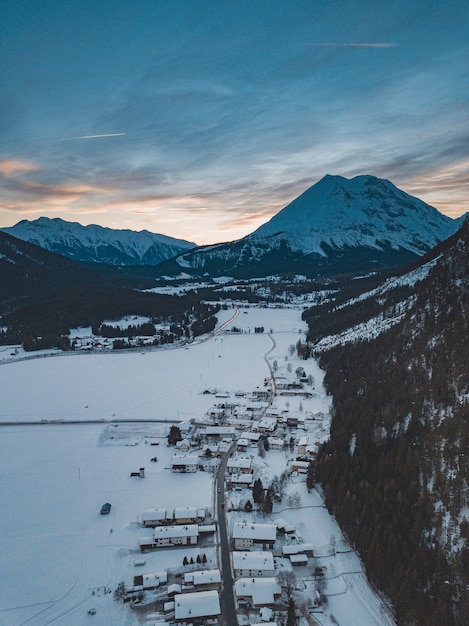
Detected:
[{"left": 64, "top": 133, "right": 127, "bottom": 140}]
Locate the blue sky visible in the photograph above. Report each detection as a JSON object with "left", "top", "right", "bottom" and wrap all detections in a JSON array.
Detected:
[{"left": 1, "top": 0, "right": 468, "bottom": 244}]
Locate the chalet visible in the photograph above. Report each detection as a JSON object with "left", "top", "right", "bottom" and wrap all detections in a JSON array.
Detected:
[
  {"left": 133, "top": 570, "right": 168, "bottom": 590},
  {"left": 205, "top": 426, "right": 236, "bottom": 440},
  {"left": 174, "top": 506, "right": 200, "bottom": 524},
  {"left": 140, "top": 525, "right": 199, "bottom": 550},
  {"left": 174, "top": 590, "right": 221, "bottom": 625},
  {"left": 267, "top": 436, "right": 284, "bottom": 450},
  {"left": 229, "top": 473, "right": 254, "bottom": 489},
  {"left": 286, "top": 416, "right": 299, "bottom": 428},
  {"left": 282, "top": 543, "right": 314, "bottom": 557},
  {"left": 232, "top": 551, "right": 275, "bottom": 578},
  {"left": 226, "top": 456, "right": 252, "bottom": 475},
  {"left": 184, "top": 569, "right": 221, "bottom": 589},
  {"left": 142, "top": 508, "right": 167, "bottom": 527},
  {"left": 297, "top": 435, "right": 318, "bottom": 458},
  {"left": 232, "top": 522, "right": 276, "bottom": 550},
  {"left": 242, "top": 431, "right": 261, "bottom": 443},
  {"left": 234, "top": 577, "right": 281, "bottom": 607},
  {"left": 291, "top": 460, "right": 310, "bottom": 474},
  {"left": 175, "top": 438, "right": 191, "bottom": 452},
  {"left": 257, "top": 417, "right": 277, "bottom": 433},
  {"left": 237, "top": 438, "right": 249, "bottom": 451},
  {"left": 171, "top": 455, "right": 198, "bottom": 473}
]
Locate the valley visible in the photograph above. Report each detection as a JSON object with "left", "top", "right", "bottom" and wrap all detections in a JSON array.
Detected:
[{"left": 0, "top": 306, "right": 394, "bottom": 626}]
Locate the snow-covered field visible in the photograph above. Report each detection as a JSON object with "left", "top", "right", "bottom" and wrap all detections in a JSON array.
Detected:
[{"left": 0, "top": 306, "right": 394, "bottom": 625}]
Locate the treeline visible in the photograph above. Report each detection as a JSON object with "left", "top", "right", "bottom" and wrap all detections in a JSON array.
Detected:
[
  {"left": 310, "top": 222, "right": 469, "bottom": 625},
  {"left": 0, "top": 286, "right": 219, "bottom": 351}
]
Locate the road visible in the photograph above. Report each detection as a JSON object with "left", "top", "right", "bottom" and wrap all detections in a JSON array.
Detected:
[{"left": 215, "top": 442, "right": 238, "bottom": 626}]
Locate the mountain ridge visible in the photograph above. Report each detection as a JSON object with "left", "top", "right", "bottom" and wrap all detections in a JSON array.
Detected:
[{"left": 1, "top": 217, "right": 196, "bottom": 266}]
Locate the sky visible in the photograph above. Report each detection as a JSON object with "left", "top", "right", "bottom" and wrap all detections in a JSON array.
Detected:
[{"left": 1, "top": 0, "right": 468, "bottom": 245}]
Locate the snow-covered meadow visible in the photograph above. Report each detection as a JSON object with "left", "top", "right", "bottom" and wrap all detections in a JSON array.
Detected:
[{"left": 0, "top": 306, "right": 394, "bottom": 625}]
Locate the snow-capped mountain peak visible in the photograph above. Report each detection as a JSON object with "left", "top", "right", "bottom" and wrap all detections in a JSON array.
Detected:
[{"left": 1, "top": 217, "right": 196, "bottom": 266}]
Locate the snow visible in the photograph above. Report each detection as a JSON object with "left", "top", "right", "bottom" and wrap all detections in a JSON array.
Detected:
[{"left": 0, "top": 306, "right": 395, "bottom": 625}]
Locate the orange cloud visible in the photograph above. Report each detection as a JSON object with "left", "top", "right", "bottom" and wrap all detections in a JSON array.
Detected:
[{"left": 0, "top": 159, "right": 40, "bottom": 177}]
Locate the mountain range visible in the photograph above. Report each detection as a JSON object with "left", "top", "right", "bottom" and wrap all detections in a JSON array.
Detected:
[
  {"left": 1, "top": 217, "right": 195, "bottom": 266},
  {"left": 1, "top": 175, "right": 466, "bottom": 279}
]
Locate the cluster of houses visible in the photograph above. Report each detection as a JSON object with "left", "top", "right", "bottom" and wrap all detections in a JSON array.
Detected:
[{"left": 140, "top": 506, "right": 216, "bottom": 551}]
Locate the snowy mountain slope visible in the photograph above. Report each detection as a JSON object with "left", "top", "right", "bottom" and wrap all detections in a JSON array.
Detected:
[
  {"left": 311, "top": 218, "right": 469, "bottom": 624},
  {"left": 158, "top": 175, "right": 460, "bottom": 278},
  {"left": 1, "top": 217, "right": 195, "bottom": 266}
]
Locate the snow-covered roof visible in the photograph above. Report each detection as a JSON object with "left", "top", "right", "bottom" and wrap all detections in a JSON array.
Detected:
[
  {"left": 142, "top": 508, "right": 166, "bottom": 521},
  {"left": 282, "top": 543, "right": 314, "bottom": 555},
  {"left": 232, "top": 551, "right": 274, "bottom": 571},
  {"left": 227, "top": 456, "right": 252, "bottom": 469},
  {"left": 241, "top": 431, "right": 261, "bottom": 441},
  {"left": 232, "top": 522, "right": 276, "bottom": 541},
  {"left": 153, "top": 524, "right": 199, "bottom": 539},
  {"left": 142, "top": 571, "right": 168, "bottom": 587},
  {"left": 205, "top": 426, "right": 236, "bottom": 435},
  {"left": 174, "top": 589, "right": 221, "bottom": 619},
  {"left": 171, "top": 454, "right": 198, "bottom": 466},
  {"left": 230, "top": 474, "right": 253, "bottom": 485},
  {"left": 234, "top": 577, "right": 281, "bottom": 605},
  {"left": 192, "top": 569, "right": 221, "bottom": 586},
  {"left": 174, "top": 506, "right": 198, "bottom": 519}
]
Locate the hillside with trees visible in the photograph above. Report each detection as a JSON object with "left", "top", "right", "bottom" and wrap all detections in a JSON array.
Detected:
[{"left": 308, "top": 220, "right": 469, "bottom": 625}]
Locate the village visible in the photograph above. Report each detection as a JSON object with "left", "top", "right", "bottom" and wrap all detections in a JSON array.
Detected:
[
  {"left": 0, "top": 306, "right": 395, "bottom": 626},
  {"left": 100, "top": 347, "right": 374, "bottom": 626}
]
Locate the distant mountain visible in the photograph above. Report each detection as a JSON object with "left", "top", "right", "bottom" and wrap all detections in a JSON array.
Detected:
[
  {"left": 157, "top": 175, "right": 460, "bottom": 278},
  {"left": 1, "top": 217, "right": 195, "bottom": 266},
  {"left": 309, "top": 218, "right": 469, "bottom": 625}
]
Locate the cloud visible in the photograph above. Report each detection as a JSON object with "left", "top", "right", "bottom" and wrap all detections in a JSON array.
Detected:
[
  {"left": 0, "top": 159, "right": 40, "bottom": 177},
  {"left": 304, "top": 42, "right": 398, "bottom": 48},
  {"left": 64, "top": 133, "right": 127, "bottom": 140}
]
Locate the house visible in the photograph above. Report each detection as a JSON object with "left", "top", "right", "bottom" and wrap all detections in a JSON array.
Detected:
[
  {"left": 237, "top": 438, "right": 249, "bottom": 451},
  {"left": 267, "top": 436, "right": 284, "bottom": 450},
  {"left": 175, "top": 438, "right": 191, "bottom": 452},
  {"left": 174, "top": 506, "right": 199, "bottom": 524},
  {"left": 140, "top": 525, "right": 199, "bottom": 550},
  {"left": 133, "top": 570, "right": 168, "bottom": 590},
  {"left": 282, "top": 543, "right": 314, "bottom": 557},
  {"left": 289, "top": 553, "right": 308, "bottom": 566},
  {"left": 234, "top": 577, "right": 281, "bottom": 607},
  {"left": 142, "top": 508, "right": 167, "bottom": 527},
  {"left": 174, "top": 590, "right": 221, "bottom": 625},
  {"left": 171, "top": 455, "right": 198, "bottom": 473},
  {"left": 297, "top": 435, "right": 318, "bottom": 458},
  {"left": 243, "top": 431, "right": 261, "bottom": 442},
  {"left": 226, "top": 456, "right": 252, "bottom": 475},
  {"left": 205, "top": 426, "right": 236, "bottom": 440},
  {"left": 184, "top": 569, "right": 221, "bottom": 589},
  {"left": 232, "top": 522, "right": 276, "bottom": 550},
  {"left": 232, "top": 551, "right": 275, "bottom": 578},
  {"left": 257, "top": 417, "right": 277, "bottom": 433},
  {"left": 290, "top": 458, "right": 310, "bottom": 474},
  {"left": 100, "top": 502, "right": 111, "bottom": 515},
  {"left": 229, "top": 473, "right": 254, "bottom": 489}
]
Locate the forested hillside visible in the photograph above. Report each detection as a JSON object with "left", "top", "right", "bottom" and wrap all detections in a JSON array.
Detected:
[{"left": 309, "top": 220, "right": 469, "bottom": 625}]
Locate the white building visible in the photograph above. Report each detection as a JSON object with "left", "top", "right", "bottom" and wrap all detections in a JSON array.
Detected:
[
  {"left": 140, "top": 524, "right": 199, "bottom": 550},
  {"left": 234, "top": 577, "right": 281, "bottom": 607},
  {"left": 232, "top": 522, "right": 276, "bottom": 550},
  {"left": 267, "top": 436, "right": 284, "bottom": 450},
  {"left": 171, "top": 454, "right": 198, "bottom": 473},
  {"left": 184, "top": 569, "right": 221, "bottom": 589},
  {"left": 232, "top": 551, "right": 275, "bottom": 578},
  {"left": 142, "top": 508, "right": 168, "bottom": 527},
  {"left": 174, "top": 590, "right": 221, "bottom": 624},
  {"left": 226, "top": 456, "right": 252, "bottom": 475}
]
